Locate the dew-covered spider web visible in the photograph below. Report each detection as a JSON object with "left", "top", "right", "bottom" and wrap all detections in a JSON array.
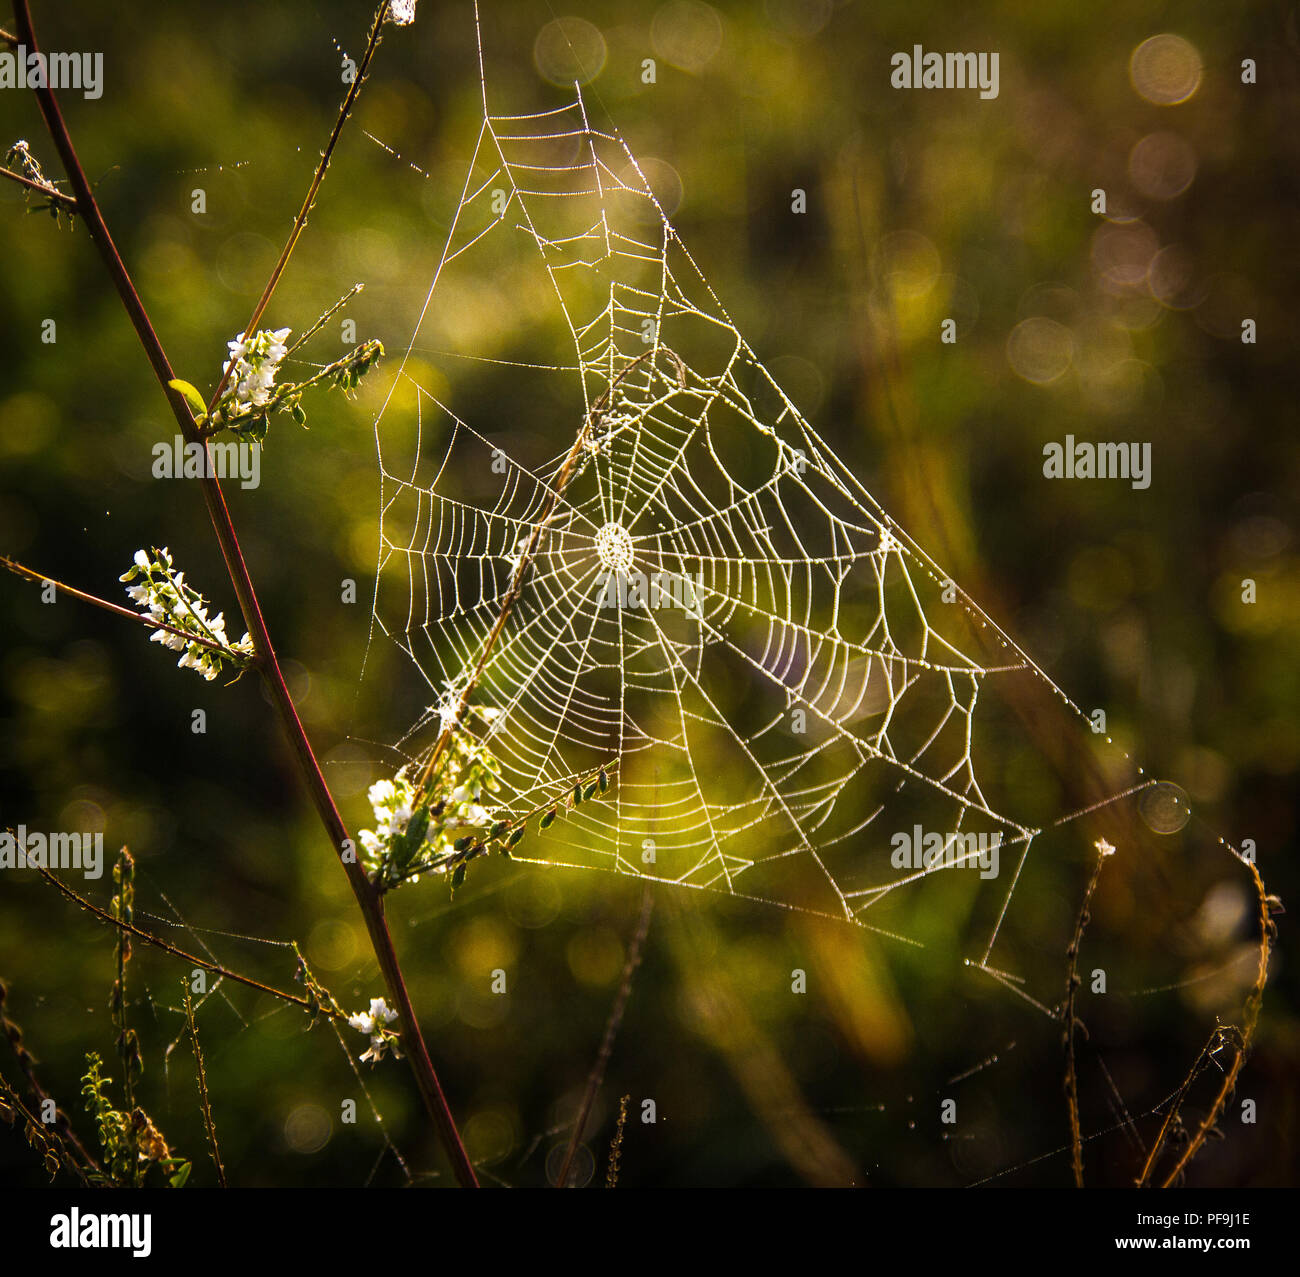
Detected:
[
  {"left": 364, "top": 7, "right": 1262, "bottom": 997},
  {"left": 0, "top": 3, "right": 1274, "bottom": 1199},
  {"left": 350, "top": 4, "right": 1271, "bottom": 1185}
]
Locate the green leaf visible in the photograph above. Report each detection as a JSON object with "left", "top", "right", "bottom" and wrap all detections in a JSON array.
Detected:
[
  {"left": 167, "top": 379, "right": 208, "bottom": 422},
  {"left": 540, "top": 807, "right": 558, "bottom": 830},
  {"left": 584, "top": 781, "right": 599, "bottom": 801},
  {"left": 392, "top": 806, "right": 431, "bottom": 868},
  {"left": 453, "top": 835, "right": 473, "bottom": 852},
  {"left": 168, "top": 1161, "right": 192, "bottom": 1189},
  {"left": 506, "top": 827, "right": 525, "bottom": 848},
  {"left": 451, "top": 863, "right": 467, "bottom": 891}
]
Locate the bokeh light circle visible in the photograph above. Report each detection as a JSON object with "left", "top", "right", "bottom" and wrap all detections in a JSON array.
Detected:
[
  {"left": 283, "top": 1103, "right": 332, "bottom": 1154},
  {"left": 1007, "top": 317, "right": 1074, "bottom": 385},
  {"left": 534, "top": 17, "right": 608, "bottom": 87},
  {"left": 1130, "top": 35, "right": 1202, "bottom": 106},
  {"left": 620, "top": 156, "right": 684, "bottom": 219},
  {"left": 1140, "top": 781, "right": 1192, "bottom": 834},
  {"left": 652, "top": 1, "right": 724, "bottom": 73},
  {"left": 546, "top": 1141, "right": 595, "bottom": 1186},
  {"left": 1129, "top": 131, "right": 1198, "bottom": 200}
]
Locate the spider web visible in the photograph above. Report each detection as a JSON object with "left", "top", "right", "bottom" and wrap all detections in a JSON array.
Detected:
[
  {"left": 0, "top": 4, "right": 1264, "bottom": 1195},
  {"left": 363, "top": 7, "right": 1255, "bottom": 1023}
]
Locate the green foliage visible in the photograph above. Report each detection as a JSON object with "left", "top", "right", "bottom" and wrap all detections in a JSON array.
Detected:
[
  {"left": 80, "top": 1052, "right": 190, "bottom": 1188},
  {"left": 167, "top": 378, "right": 209, "bottom": 423},
  {"left": 205, "top": 329, "right": 385, "bottom": 444},
  {"left": 120, "top": 546, "right": 255, "bottom": 680},
  {"left": 0, "top": 0, "right": 1294, "bottom": 1190}
]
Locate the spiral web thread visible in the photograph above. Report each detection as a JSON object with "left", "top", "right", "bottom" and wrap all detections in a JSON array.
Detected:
[{"left": 364, "top": 12, "right": 1238, "bottom": 1020}]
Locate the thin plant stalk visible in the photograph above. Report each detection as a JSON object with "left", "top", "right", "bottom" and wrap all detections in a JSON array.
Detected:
[
  {"left": 1135, "top": 850, "right": 1272, "bottom": 1188},
  {"left": 0, "top": 556, "right": 235, "bottom": 657},
  {"left": 555, "top": 889, "right": 654, "bottom": 1188},
  {"left": 1062, "top": 838, "right": 1113, "bottom": 1188},
  {"left": 182, "top": 983, "right": 228, "bottom": 1187},
  {"left": 205, "top": 8, "right": 389, "bottom": 414},
  {"left": 12, "top": 0, "right": 478, "bottom": 1187},
  {"left": 0, "top": 162, "right": 78, "bottom": 209},
  {"left": 38, "top": 867, "right": 323, "bottom": 1016},
  {"left": 1, "top": 977, "right": 101, "bottom": 1179}
]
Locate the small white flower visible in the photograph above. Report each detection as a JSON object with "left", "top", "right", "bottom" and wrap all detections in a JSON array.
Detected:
[
  {"left": 368, "top": 997, "right": 397, "bottom": 1026},
  {"left": 348, "top": 997, "right": 401, "bottom": 1064},
  {"left": 219, "top": 326, "right": 293, "bottom": 416},
  {"left": 369, "top": 778, "right": 398, "bottom": 806},
  {"left": 125, "top": 548, "right": 252, "bottom": 681}
]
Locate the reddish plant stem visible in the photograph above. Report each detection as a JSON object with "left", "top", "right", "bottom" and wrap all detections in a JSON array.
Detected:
[
  {"left": 205, "top": 5, "right": 387, "bottom": 413},
  {"left": 0, "top": 162, "right": 78, "bottom": 209},
  {"left": 1, "top": 554, "right": 238, "bottom": 655},
  {"left": 12, "top": 0, "right": 478, "bottom": 1187},
  {"left": 37, "top": 865, "right": 320, "bottom": 1013}
]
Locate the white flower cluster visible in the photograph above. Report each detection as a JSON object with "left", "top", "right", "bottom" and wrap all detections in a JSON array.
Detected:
[
  {"left": 6, "top": 139, "right": 32, "bottom": 173},
  {"left": 347, "top": 996, "right": 402, "bottom": 1064},
  {"left": 120, "top": 547, "right": 254, "bottom": 681},
  {"left": 220, "top": 327, "right": 291, "bottom": 415},
  {"left": 359, "top": 714, "right": 502, "bottom": 887},
  {"left": 359, "top": 771, "right": 420, "bottom": 864}
]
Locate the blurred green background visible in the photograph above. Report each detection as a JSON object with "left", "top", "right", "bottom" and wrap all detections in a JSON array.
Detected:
[{"left": 0, "top": 0, "right": 1296, "bottom": 1187}]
